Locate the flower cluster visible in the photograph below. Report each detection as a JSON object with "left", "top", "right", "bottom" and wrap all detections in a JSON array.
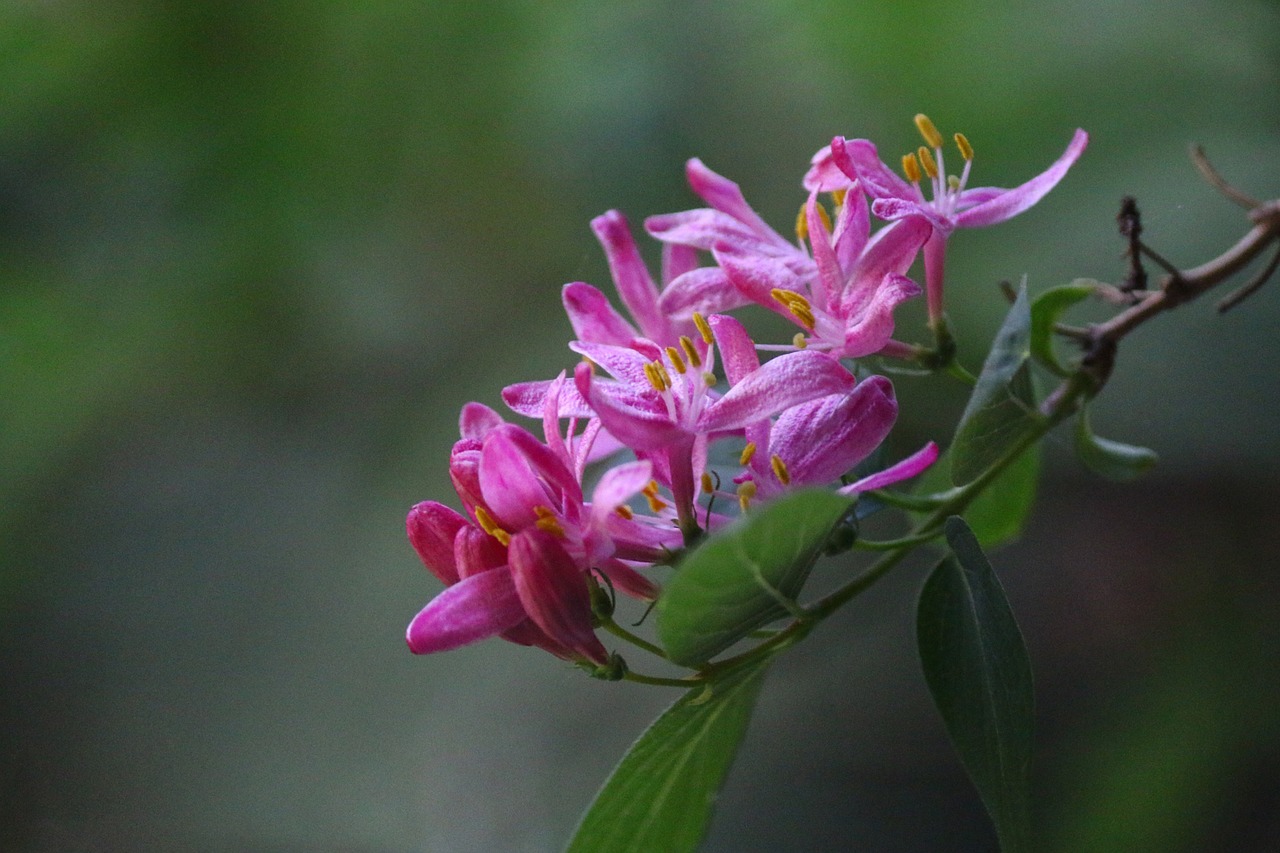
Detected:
[{"left": 405, "top": 115, "right": 1086, "bottom": 666}]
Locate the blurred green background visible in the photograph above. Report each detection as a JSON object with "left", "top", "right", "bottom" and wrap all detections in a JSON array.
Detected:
[{"left": 3, "top": 1, "right": 1279, "bottom": 850}]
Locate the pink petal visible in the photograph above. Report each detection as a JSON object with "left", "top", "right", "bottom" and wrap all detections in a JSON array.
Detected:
[
  {"left": 453, "top": 524, "right": 507, "bottom": 580},
  {"left": 840, "top": 217, "right": 930, "bottom": 318},
  {"left": 806, "top": 191, "right": 840, "bottom": 312},
  {"left": 832, "top": 137, "right": 916, "bottom": 202},
  {"left": 502, "top": 379, "right": 594, "bottom": 419},
  {"left": 406, "top": 567, "right": 527, "bottom": 654},
  {"left": 870, "top": 197, "right": 951, "bottom": 232},
  {"left": 574, "top": 362, "right": 683, "bottom": 452},
  {"left": 479, "top": 425, "right": 581, "bottom": 530},
  {"left": 459, "top": 403, "right": 504, "bottom": 440},
  {"left": 592, "top": 210, "right": 672, "bottom": 345},
  {"left": 770, "top": 376, "right": 898, "bottom": 487},
  {"left": 707, "top": 313, "right": 760, "bottom": 387},
  {"left": 832, "top": 183, "right": 870, "bottom": 273},
  {"left": 562, "top": 282, "right": 639, "bottom": 346},
  {"left": 508, "top": 529, "right": 607, "bottom": 664},
  {"left": 955, "top": 129, "right": 1088, "bottom": 228},
  {"left": 685, "top": 158, "right": 786, "bottom": 247},
  {"left": 840, "top": 273, "right": 921, "bottom": 358},
  {"left": 646, "top": 209, "right": 761, "bottom": 252},
  {"left": 596, "top": 558, "right": 660, "bottom": 601},
  {"left": 838, "top": 441, "right": 940, "bottom": 495},
  {"left": 662, "top": 242, "right": 700, "bottom": 284},
  {"left": 803, "top": 144, "right": 857, "bottom": 193},
  {"left": 714, "top": 248, "right": 807, "bottom": 323},
  {"left": 406, "top": 501, "right": 469, "bottom": 586},
  {"left": 698, "top": 351, "right": 856, "bottom": 433},
  {"left": 589, "top": 460, "right": 653, "bottom": 533},
  {"left": 658, "top": 267, "right": 747, "bottom": 318},
  {"left": 569, "top": 340, "right": 655, "bottom": 388}
]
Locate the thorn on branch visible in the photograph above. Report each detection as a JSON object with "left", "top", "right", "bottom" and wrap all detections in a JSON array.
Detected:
[{"left": 1192, "top": 145, "right": 1262, "bottom": 210}]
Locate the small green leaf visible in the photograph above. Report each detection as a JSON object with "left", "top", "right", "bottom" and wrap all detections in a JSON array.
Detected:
[
  {"left": 1075, "top": 403, "right": 1159, "bottom": 481},
  {"left": 918, "top": 517, "right": 1035, "bottom": 852},
  {"left": 566, "top": 662, "right": 770, "bottom": 853},
  {"left": 951, "top": 284, "right": 1042, "bottom": 486},
  {"left": 1029, "top": 280, "right": 1098, "bottom": 376},
  {"left": 657, "top": 490, "right": 853, "bottom": 667}
]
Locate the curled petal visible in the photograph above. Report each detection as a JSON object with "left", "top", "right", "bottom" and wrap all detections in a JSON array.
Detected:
[
  {"left": 841, "top": 273, "right": 921, "bottom": 358},
  {"left": 707, "top": 313, "right": 760, "bottom": 387},
  {"left": 562, "top": 282, "right": 638, "bottom": 346},
  {"left": 832, "top": 137, "right": 917, "bottom": 202},
  {"left": 770, "top": 376, "right": 898, "bottom": 488},
  {"left": 658, "top": 267, "right": 747, "bottom": 319},
  {"left": 698, "top": 351, "right": 856, "bottom": 434},
  {"left": 685, "top": 158, "right": 786, "bottom": 247},
  {"left": 459, "top": 403, "right": 504, "bottom": 441},
  {"left": 870, "top": 197, "right": 952, "bottom": 233},
  {"left": 592, "top": 210, "right": 672, "bottom": 345},
  {"left": 502, "top": 379, "right": 594, "bottom": 419},
  {"left": 840, "top": 217, "right": 931, "bottom": 317},
  {"left": 646, "top": 209, "right": 760, "bottom": 253},
  {"left": 407, "top": 501, "right": 469, "bottom": 586},
  {"left": 955, "top": 129, "right": 1089, "bottom": 228},
  {"left": 838, "top": 441, "right": 940, "bottom": 495},
  {"left": 803, "top": 144, "right": 857, "bottom": 193},
  {"left": 832, "top": 182, "right": 870, "bottom": 272},
  {"left": 508, "top": 529, "right": 607, "bottom": 665},
  {"left": 454, "top": 524, "right": 507, "bottom": 580},
  {"left": 406, "top": 567, "right": 526, "bottom": 655}
]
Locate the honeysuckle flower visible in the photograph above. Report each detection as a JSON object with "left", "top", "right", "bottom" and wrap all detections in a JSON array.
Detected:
[
  {"left": 569, "top": 314, "right": 857, "bottom": 532},
  {"left": 406, "top": 392, "right": 677, "bottom": 664},
  {"left": 828, "top": 115, "right": 1089, "bottom": 321},
  {"left": 713, "top": 187, "right": 929, "bottom": 359},
  {"left": 646, "top": 158, "right": 817, "bottom": 320},
  {"left": 708, "top": 313, "right": 938, "bottom": 505}
]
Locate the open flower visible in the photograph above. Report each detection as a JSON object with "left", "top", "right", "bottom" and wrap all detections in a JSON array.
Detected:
[
  {"left": 713, "top": 187, "right": 930, "bottom": 359},
  {"left": 826, "top": 115, "right": 1088, "bottom": 321}
]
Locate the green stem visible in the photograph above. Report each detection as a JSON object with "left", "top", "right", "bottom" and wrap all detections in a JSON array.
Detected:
[
  {"left": 622, "top": 670, "right": 705, "bottom": 689},
  {"left": 601, "top": 618, "right": 670, "bottom": 661}
]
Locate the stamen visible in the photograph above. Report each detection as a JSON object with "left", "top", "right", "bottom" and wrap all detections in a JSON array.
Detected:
[
  {"left": 700, "top": 472, "right": 715, "bottom": 494},
  {"left": 473, "top": 506, "right": 511, "bottom": 547},
  {"left": 954, "top": 132, "right": 973, "bottom": 161},
  {"left": 739, "top": 442, "right": 757, "bottom": 465},
  {"left": 643, "top": 362, "right": 667, "bottom": 392},
  {"left": 653, "top": 360, "right": 673, "bottom": 389},
  {"left": 535, "top": 515, "right": 566, "bottom": 537},
  {"left": 615, "top": 504, "right": 634, "bottom": 520},
  {"left": 901, "top": 153, "right": 922, "bottom": 184},
  {"left": 795, "top": 205, "right": 808, "bottom": 243},
  {"left": 917, "top": 146, "right": 939, "bottom": 180},
  {"left": 665, "top": 346, "right": 688, "bottom": 374},
  {"left": 679, "top": 335, "right": 702, "bottom": 368},
  {"left": 792, "top": 332, "right": 808, "bottom": 350},
  {"left": 737, "top": 481, "right": 757, "bottom": 512},
  {"left": 692, "top": 312, "right": 714, "bottom": 345},
  {"left": 813, "top": 202, "right": 832, "bottom": 234},
  {"left": 770, "top": 454, "right": 792, "bottom": 486},
  {"left": 914, "top": 113, "right": 943, "bottom": 149},
  {"left": 831, "top": 188, "right": 847, "bottom": 207}
]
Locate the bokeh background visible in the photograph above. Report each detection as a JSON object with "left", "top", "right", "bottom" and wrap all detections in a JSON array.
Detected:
[{"left": 3, "top": 1, "right": 1279, "bottom": 850}]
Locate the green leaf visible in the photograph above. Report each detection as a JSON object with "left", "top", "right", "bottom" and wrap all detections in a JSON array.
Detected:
[
  {"left": 657, "top": 489, "right": 853, "bottom": 667},
  {"left": 911, "top": 444, "right": 1041, "bottom": 549},
  {"left": 918, "top": 517, "right": 1035, "bottom": 852},
  {"left": 951, "top": 284, "right": 1042, "bottom": 486},
  {"left": 1029, "top": 280, "right": 1098, "bottom": 376},
  {"left": 566, "top": 662, "right": 771, "bottom": 853},
  {"left": 1075, "top": 403, "right": 1159, "bottom": 481}
]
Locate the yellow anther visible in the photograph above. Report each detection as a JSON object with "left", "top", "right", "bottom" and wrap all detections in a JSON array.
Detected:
[
  {"left": 737, "top": 481, "right": 758, "bottom": 512},
  {"left": 831, "top": 188, "right": 847, "bottom": 207},
  {"left": 654, "top": 360, "right": 673, "bottom": 389},
  {"left": 770, "top": 454, "right": 792, "bottom": 486},
  {"left": 954, "top": 132, "right": 973, "bottom": 161},
  {"left": 645, "top": 492, "right": 668, "bottom": 512},
  {"left": 700, "top": 472, "right": 715, "bottom": 494},
  {"left": 739, "top": 442, "right": 758, "bottom": 465},
  {"left": 665, "top": 346, "right": 688, "bottom": 374},
  {"left": 795, "top": 205, "right": 808, "bottom": 243},
  {"left": 791, "top": 305, "right": 816, "bottom": 332},
  {"left": 901, "top": 152, "right": 922, "bottom": 184},
  {"left": 615, "top": 504, "right": 634, "bottom": 520},
  {"left": 917, "top": 146, "right": 939, "bottom": 180},
  {"left": 643, "top": 480, "right": 660, "bottom": 496},
  {"left": 535, "top": 515, "right": 566, "bottom": 537},
  {"left": 643, "top": 362, "right": 667, "bottom": 392},
  {"left": 703, "top": 372, "right": 717, "bottom": 387},
  {"left": 793, "top": 332, "right": 808, "bottom": 349},
  {"left": 914, "top": 113, "right": 943, "bottom": 149},
  {"left": 814, "top": 202, "right": 832, "bottom": 234},
  {"left": 679, "top": 335, "right": 702, "bottom": 368},
  {"left": 473, "top": 506, "right": 512, "bottom": 547},
  {"left": 692, "top": 312, "right": 714, "bottom": 345},
  {"left": 534, "top": 505, "right": 555, "bottom": 519}
]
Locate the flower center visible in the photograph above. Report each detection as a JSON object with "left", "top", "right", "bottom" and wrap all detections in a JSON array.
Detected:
[
  {"left": 899, "top": 113, "right": 974, "bottom": 219},
  {"left": 641, "top": 314, "right": 719, "bottom": 425}
]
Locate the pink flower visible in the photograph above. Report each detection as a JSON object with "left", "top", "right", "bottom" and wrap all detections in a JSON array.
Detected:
[
  {"left": 405, "top": 394, "right": 677, "bottom": 664},
  {"left": 709, "top": 314, "right": 937, "bottom": 505},
  {"left": 825, "top": 115, "right": 1088, "bottom": 321},
  {"left": 713, "top": 187, "right": 929, "bottom": 359}
]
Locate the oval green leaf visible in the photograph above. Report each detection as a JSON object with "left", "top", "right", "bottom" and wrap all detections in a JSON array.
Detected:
[
  {"left": 918, "top": 517, "right": 1034, "bottom": 852},
  {"left": 657, "top": 489, "right": 854, "bottom": 667},
  {"left": 1075, "top": 403, "right": 1159, "bottom": 481},
  {"left": 566, "top": 661, "right": 770, "bottom": 853},
  {"left": 951, "top": 283, "right": 1042, "bottom": 486}
]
